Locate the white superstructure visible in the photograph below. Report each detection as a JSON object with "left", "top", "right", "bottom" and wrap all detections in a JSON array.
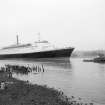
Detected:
[{"left": 0, "top": 40, "right": 56, "bottom": 55}]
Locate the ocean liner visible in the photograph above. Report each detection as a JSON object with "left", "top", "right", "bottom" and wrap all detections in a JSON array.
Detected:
[{"left": 0, "top": 35, "right": 74, "bottom": 59}]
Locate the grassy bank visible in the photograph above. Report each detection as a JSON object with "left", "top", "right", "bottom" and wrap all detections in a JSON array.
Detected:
[
  {"left": 0, "top": 69, "right": 71, "bottom": 105},
  {"left": 0, "top": 65, "right": 95, "bottom": 105}
]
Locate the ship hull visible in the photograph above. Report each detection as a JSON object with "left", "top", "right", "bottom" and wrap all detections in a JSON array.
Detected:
[{"left": 0, "top": 48, "right": 74, "bottom": 59}]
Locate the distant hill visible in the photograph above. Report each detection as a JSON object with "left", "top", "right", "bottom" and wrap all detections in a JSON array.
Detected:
[{"left": 71, "top": 50, "right": 105, "bottom": 58}]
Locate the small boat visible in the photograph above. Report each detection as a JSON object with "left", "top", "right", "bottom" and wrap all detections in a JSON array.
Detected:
[
  {"left": 93, "top": 56, "right": 105, "bottom": 63},
  {"left": 83, "top": 54, "right": 105, "bottom": 63}
]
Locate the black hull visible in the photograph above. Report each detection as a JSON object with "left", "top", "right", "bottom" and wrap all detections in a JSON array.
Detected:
[{"left": 0, "top": 48, "right": 74, "bottom": 59}]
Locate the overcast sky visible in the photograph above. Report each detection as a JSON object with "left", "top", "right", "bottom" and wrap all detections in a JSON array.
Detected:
[{"left": 0, "top": 0, "right": 105, "bottom": 50}]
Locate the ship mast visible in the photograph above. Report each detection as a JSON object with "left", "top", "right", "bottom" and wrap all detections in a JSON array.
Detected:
[
  {"left": 38, "top": 32, "right": 40, "bottom": 42},
  {"left": 16, "top": 35, "right": 19, "bottom": 45}
]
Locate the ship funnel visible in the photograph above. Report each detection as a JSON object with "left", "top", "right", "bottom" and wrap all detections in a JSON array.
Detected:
[{"left": 16, "top": 35, "right": 19, "bottom": 45}]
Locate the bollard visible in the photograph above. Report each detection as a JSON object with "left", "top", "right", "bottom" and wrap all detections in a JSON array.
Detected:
[{"left": 42, "top": 65, "right": 44, "bottom": 72}]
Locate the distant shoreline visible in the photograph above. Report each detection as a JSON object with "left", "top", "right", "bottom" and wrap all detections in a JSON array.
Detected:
[{"left": 71, "top": 50, "right": 105, "bottom": 58}]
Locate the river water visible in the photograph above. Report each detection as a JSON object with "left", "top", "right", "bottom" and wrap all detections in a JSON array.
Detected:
[{"left": 0, "top": 58, "right": 105, "bottom": 104}]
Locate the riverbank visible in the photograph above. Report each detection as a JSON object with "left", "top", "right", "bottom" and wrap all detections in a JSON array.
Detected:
[
  {"left": 0, "top": 64, "right": 100, "bottom": 105},
  {"left": 0, "top": 70, "right": 71, "bottom": 105},
  {"left": 1, "top": 67, "right": 87, "bottom": 105}
]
